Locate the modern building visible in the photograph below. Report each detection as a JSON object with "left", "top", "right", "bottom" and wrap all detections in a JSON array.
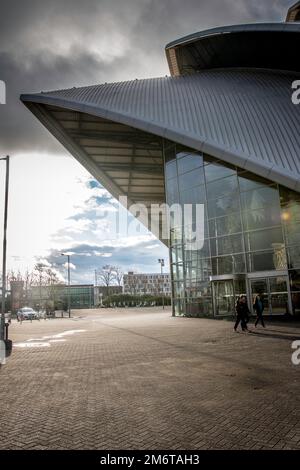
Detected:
[
  {"left": 123, "top": 272, "right": 171, "bottom": 296},
  {"left": 30, "top": 284, "right": 94, "bottom": 310},
  {"left": 21, "top": 5, "right": 300, "bottom": 317}
]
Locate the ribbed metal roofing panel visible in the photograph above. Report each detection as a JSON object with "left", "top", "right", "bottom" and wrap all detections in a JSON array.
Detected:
[{"left": 21, "top": 69, "right": 300, "bottom": 191}]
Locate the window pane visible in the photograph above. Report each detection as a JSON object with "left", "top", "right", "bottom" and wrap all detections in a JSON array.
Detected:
[
  {"left": 165, "top": 160, "right": 177, "bottom": 180},
  {"left": 206, "top": 175, "right": 238, "bottom": 200},
  {"left": 242, "top": 206, "right": 281, "bottom": 231},
  {"left": 247, "top": 250, "right": 287, "bottom": 272},
  {"left": 184, "top": 219, "right": 208, "bottom": 241},
  {"left": 180, "top": 185, "right": 206, "bottom": 205},
  {"left": 289, "top": 269, "right": 300, "bottom": 292},
  {"left": 244, "top": 227, "right": 283, "bottom": 252},
  {"left": 172, "top": 263, "right": 184, "bottom": 281},
  {"left": 217, "top": 234, "right": 244, "bottom": 255},
  {"left": 238, "top": 172, "right": 271, "bottom": 192},
  {"left": 177, "top": 153, "right": 203, "bottom": 174},
  {"left": 212, "top": 254, "right": 245, "bottom": 275},
  {"left": 269, "top": 276, "right": 288, "bottom": 293},
  {"left": 287, "top": 246, "right": 300, "bottom": 269},
  {"left": 173, "top": 281, "right": 185, "bottom": 298},
  {"left": 173, "top": 299, "right": 185, "bottom": 316},
  {"left": 184, "top": 239, "right": 210, "bottom": 260},
  {"left": 170, "top": 227, "right": 182, "bottom": 244},
  {"left": 178, "top": 167, "right": 204, "bottom": 191},
  {"left": 204, "top": 162, "right": 236, "bottom": 182},
  {"left": 208, "top": 193, "right": 239, "bottom": 218},
  {"left": 241, "top": 185, "right": 279, "bottom": 211},
  {"left": 216, "top": 213, "right": 242, "bottom": 236},
  {"left": 165, "top": 177, "right": 179, "bottom": 205},
  {"left": 284, "top": 222, "right": 300, "bottom": 246},
  {"left": 280, "top": 202, "right": 300, "bottom": 224},
  {"left": 171, "top": 245, "right": 183, "bottom": 263}
]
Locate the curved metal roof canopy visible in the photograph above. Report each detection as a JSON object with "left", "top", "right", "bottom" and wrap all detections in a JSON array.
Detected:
[
  {"left": 21, "top": 69, "right": 300, "bottom": 200},
  {"left": 286, "top": 2, "right": 300, "bottom": 22},
  {"left": 165, "top": 23, "right": 300, "bottom": 76}
]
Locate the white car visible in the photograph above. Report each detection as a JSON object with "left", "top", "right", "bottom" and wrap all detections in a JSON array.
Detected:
[{"left": 17, "top": 307, "right": 40, "bottom": 321}]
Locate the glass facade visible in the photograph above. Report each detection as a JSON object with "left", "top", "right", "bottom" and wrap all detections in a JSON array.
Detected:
[{"left": 164, "top": 141, "right": 300, "bottom": 317}]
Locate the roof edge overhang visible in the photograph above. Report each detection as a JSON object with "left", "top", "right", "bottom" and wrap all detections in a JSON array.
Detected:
[
  {"left": 165, "top": 23, "right": 300, "bottom": 76},
  {"left": 20, "top": 92, "right": 300, "bottom": 194},
  {"left": 286, "top": 1, "right": 300, "bottom": 22}
]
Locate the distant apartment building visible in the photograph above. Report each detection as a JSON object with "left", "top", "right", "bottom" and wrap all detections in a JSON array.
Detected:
[{"left": 123, "top": 272, "right": 171, "bottom": 296}]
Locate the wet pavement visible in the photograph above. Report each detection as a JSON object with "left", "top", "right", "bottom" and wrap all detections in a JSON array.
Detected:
[{"left": 0, "top": 307, "right": 300, "bottom": 450}]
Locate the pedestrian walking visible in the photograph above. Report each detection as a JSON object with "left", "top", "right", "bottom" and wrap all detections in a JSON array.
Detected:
[
  {"left": 253, "top": 294, "right": 265, "bottom": 328},
  {"left": 234, "top": 295, "right": 250, "bottom": 332}
]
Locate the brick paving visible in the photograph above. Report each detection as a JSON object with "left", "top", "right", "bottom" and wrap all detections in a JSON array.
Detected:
[{"left": 0, "top": 307, "right": 300, "bottom": 450}]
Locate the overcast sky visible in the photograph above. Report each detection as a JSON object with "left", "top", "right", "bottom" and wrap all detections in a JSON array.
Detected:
[{"left": 0, "top": 0, "right": 291, "bottom": 284}]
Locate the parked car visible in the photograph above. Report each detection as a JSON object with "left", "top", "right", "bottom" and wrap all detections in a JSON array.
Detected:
[{"left": 16, "top": 307, "right": 40, "bottom": 321}]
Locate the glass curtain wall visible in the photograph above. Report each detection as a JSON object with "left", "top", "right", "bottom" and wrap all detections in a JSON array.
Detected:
[{"left": 164, "top": 140, "right": 300, "bottom": 317}]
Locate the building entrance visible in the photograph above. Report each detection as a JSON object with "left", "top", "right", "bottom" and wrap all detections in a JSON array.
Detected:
[
  {"left": 249, "top": 275, "right": 290, "bottom": 316},
  {"left": 212, "top": 277, "right": 246, "bottom": 316}
]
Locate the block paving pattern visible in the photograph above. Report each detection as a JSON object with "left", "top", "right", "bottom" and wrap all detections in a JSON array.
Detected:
[{"left": 0, "top": 307, "right": 300, "bottom": 450}]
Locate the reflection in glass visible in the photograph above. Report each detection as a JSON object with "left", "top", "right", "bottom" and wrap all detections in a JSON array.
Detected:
[
  {"left": 289, "top": 269, "right": 300, "bottom": 292},
  {"left": 164, "top": 142, "right": 300, "bottom": 317},
  {"left": 244, "top": 227, "right": 283, "bottom": 252},
  {"left": 208, "top": 193, "right": 239, "bottom": 218},
  {"left": 165, "top": 177, "right": 179, "bottom": 205},
  {"left": 212, "top": 280, "right": 235, "bottom": 316},
  {"left": 165, "top": 160, "right": 177, "bottom": 180},
  {"left": 287, "top": 246, "right": 300, "bottom": 269},
  {"left": 242, "top": 206, "right": 281, "bottom": 231},
  {"left": 180, "top": 185, "right": 206, "bottom": 205},
  {"left": 178, "top": 167, "right": 204, "bottom": 191},
  {"left": 177, "top": 153, "right": 203, "bottom": 174},
  {"left": 206, "top": 175, "right": 238, "bottom": 200},
  {"left": 212, "top": 254, "right": 246, "bottom": 275},
  {"left": 284, "top": 222, "right": 300, "bottom": 246},
  {"left": 204, "top": 161, "right": 236, "bottom": 182},
  {"left": 241, "top": 185, "right": 279, "bottom": 211},
  {"left": 238, "top": 172, "right": 271, "bottom": 192}
]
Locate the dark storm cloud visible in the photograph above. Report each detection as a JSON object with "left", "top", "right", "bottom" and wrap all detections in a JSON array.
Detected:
[{"left": 0, "top": 0, "right": 291, "bottom": 154}]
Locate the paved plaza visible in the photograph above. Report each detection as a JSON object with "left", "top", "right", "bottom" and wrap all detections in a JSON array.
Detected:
[{"left": 0, "top": 307, "right": 300, "bottom": 450}]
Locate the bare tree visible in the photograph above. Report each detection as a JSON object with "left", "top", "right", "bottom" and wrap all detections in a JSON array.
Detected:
[
  {"left": 45, "top": 268, "right": 64, "bottom": 308},
  {"left": 113, "top": 266, "right": 124, "bottom": 287},
  {"left": 97, "top": 265, "right": 116, "bottom": 296},
  {"left": 32, "top": 263, "right": 52, "bottom": 309},
  {"left": 23, "top": 269, "right": 34, "bottom": 305}
]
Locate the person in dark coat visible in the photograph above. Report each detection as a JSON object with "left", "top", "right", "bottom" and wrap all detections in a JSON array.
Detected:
[
  {"left": 253, "top": 294, "right": 265, "bottom": 328},
  {"left": 234, "top": 295, "right": 250, "bottom": 332}
]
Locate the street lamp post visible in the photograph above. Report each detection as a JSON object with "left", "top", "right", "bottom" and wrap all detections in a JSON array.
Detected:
[
  {"left": 158, "top": 258, "right": 165, "bottom": 310},
  {"left": 1, "top": 156, "right": 10, "bottom": 342},
  {"left": 61, "top": 253, "right": 71, "bottom": 318}
]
